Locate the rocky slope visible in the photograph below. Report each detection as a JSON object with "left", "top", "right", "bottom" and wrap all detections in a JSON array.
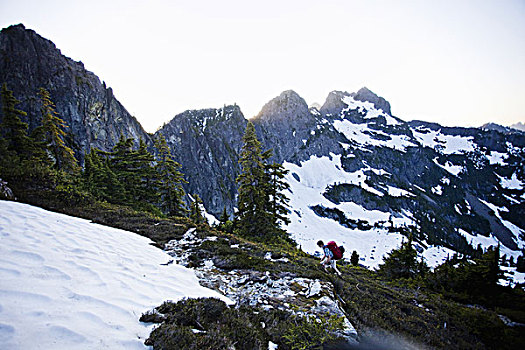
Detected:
[
  {"left": 156, "top": 105, "right": 247, "bottom": 216},
  {"left": 0, "top": 24, "right": 150, "bottom": 157}
]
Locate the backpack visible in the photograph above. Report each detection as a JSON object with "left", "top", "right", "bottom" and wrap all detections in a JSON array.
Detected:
[{"left": 326, "top": 241, "right": 344, "bottom": 260}]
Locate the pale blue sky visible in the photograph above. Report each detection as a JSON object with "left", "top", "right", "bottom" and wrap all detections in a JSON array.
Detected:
[{"left": 1, "top": 0, "right": 524, "bottom": 132}]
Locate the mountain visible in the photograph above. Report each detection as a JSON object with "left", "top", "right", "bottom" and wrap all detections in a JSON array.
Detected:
[
  {"left": 511, "top": 122, "right": 525, "bottom": 132},
  {"left": 0, "top": 24, "right": 150, "bottom": 157},
  {"left": 1, "top": 24, "right": 524, "bottom": 271},
  {"left": 155, "top": 105, "right": 247, "bottom": 216},
  {"left": 482, "top": 122, "right": 525, "bottom": 135}
]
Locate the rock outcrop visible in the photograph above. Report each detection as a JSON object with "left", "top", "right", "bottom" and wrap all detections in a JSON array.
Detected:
[{"left": 0, "top": 24, "right": 150, "bottom": 158}]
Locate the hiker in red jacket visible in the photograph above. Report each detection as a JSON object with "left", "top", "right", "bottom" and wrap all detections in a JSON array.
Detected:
[{"left": 317, "top": 240, "right": 342, "bottom": 276}]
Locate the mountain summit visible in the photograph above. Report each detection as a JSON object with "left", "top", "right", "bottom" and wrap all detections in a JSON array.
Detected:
[
  {"left": 351, "top": 86, "right": 392, "bottom": 115},
  {"left": 253, "top": 90, "right": 310, "bottom": 122}
]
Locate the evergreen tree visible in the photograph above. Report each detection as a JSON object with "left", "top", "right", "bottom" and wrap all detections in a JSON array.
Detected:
[
  {"left": 189, "top": 194, "right": 206, "bottom": 224},
  {"left": 154, "top": 135, "right": 187, "bottom": 217},
  {"left": 427, "top": 245, "right": 504, "bottom": 304},
  {"left": 236, "top": 122, "right": 291, "bottom": 242},
  {"left": 34, "top": 88, "right": 78, "bottom": 172},
  {"left": 236, "top": 122, "right": 271, "bottom": 239},
  {"left": 219, "top": 206, "right": 229, "bottom": 225},
  {"left": 0, "top": 83, "right": 32, "bottom": 160},
  {"left": 134, "top": 138, "right": 159, "bottom": 206},
  {"left": 83, "top": 148, "right": 124, "bottom": 203},
  {"left": 378, "top": 236, "right": 426, "bottom": 280},
  {"left": 109, "top": 134, "right": 136, "bottom": 203},
  {"left": 517, "top": 252, "right": 525, "bottom": 273},
  {"left": 265, "top": 158, "right": 291, "bottom": 231},
  {"left": 350, "top": 251, "right": 360, "bottom": 266}
]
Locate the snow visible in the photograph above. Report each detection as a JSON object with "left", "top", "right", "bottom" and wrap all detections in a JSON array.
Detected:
[
  {"left": 433, "top": 157, "right": 464, "bottom": 176},
  {"left": 487, "top": 151, "right": 507, "bottom": 166},
  {"left": 341, "top": 95, "right": 400, "bottom": 126},
  {"left": 422, "top": 245, "right": 457, "bottom": 268},
  {"left": 283, "top": 156, "right": 415, "bottom": 269},
  {"left": 0, "top": 201, "right": 230, "bottom": 350},
  {"left": 386, "top": 185, "right": 414, "bottom": 198},
  {"left": 333, "top": 119, "right": 416, "bottom": 152},
  {"left": 478, "top": 199, "right": 525, "bottom": 251},
  {"left": 431, "top": 185, "right": 443, "bottom": 195},
  {"left": 497, "top": 172, "right": 524, "bottom": 190},
  {"left": 283, "top": 154, "right": 383, "bottom": 197},
  {"left": 500, "top": 266, "right": 525, "bottom": 287},
  {"left": 412, "top": 128, "right": 475, "bottom": 155}
]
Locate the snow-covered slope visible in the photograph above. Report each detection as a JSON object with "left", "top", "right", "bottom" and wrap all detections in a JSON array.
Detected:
[
  {"left": 0, "top": 201, "right": 229, "bottom": 350},
  {"left": 282, "top": 92, "right": 525, "bottom": 282}
]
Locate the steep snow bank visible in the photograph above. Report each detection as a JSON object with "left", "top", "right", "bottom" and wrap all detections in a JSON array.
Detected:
[{"left": 0, "top": 201, "right": 229, "bottom": 350}]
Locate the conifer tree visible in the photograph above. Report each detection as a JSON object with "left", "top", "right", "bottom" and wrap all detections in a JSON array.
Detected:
[
  {"left": 219, "top": 206, "right": 229, "bottom": 225},
  {"left": 189, "top": 194, "right": 206, "bottom": 224},
  {"left": 236, "top": 122, "right": 272, "bottom": 239},
  {"left": 378, "top": 235, "right": 426, "bottom": 279},
  {"left": 236, "top": 122, "right": 291, "bottom": 241},
  {"left": 351, "top": 251, "right": 360, "bottom": 266},
  {"left": 134, "top": 138, "right": 159, "bottom": 205},
  {"left": 83, "top": 148, "right": 124, "bottom": 203},
  {"left": 265, "top": 159, "right": 291, "bottom": 230},
  {"left": 154, "top": 134, "right": 187, "bottom": 217},
  {"left": 35, "top": 88, "right": 78, "bottom": 172},
  {"left": 0, "top": 83, "right": 32, "bottom": 160}
]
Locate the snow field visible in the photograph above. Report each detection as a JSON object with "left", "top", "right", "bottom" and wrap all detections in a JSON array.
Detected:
[
  {"left": 0, "top": 201, "right": 230, "bottom": 350},
  {"left": 284, "top": 156, "right": 413, "bottom": 269}
]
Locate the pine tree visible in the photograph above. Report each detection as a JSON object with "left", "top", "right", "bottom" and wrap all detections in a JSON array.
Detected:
[
  {"left": 189, "top": 194, "right": 206, "bottom": 224},
  {"left": 83, "top": 148, "right": 124, "bottom": 203},
  {"left": 236, "top": 122, "right": 271, "bottom": 239},
  {"left": 0, "top": 83, "right": 32, "bottom": 160},
  {"left": 134, "top": 138, "right": 159, "bottom": 206},
  {"left": 350, "top": 251, "right": 360, "bottom": 266},
  {"left": 154, "top": 135, "right": 187, "bottom": 217},
  {"left": 34, "top": 88, "right": 78, "bottom": 172},
  {"left": 265, "top": 157, "right": 291, "bottom": 231},
  {"left": 219, "top": 206, "right": 229, "bottom": 225},
  {"left": 378, "top": 236, "right": 425, "bottom": 280},
  {"left": 236, "top": 122, "right": 291, "bottom": 242}
]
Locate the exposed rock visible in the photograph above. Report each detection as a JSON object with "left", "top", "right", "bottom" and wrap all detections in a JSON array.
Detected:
[
  {"left": 156, "top": 105, "right": 247, "bottom": 216},
  {"left": 165, "top": 228, "right": 358, "bottom": 343},
  {"left": 0, "top": 24, "right": 151, "bottom": 159},
  {"left": 351, "top": 87, "right": 392, "bottom": 115}
]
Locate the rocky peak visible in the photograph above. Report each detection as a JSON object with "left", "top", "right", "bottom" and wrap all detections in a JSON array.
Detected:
[
  {"left": 351, "top": 87, "right": 392, "bottom": 115},
  {"left": 0, "top": 23, "right": 150, "bottom": 157},
  {"left": 320, "top": 90, "right": 350, "bottom": 118},
  {"left": 253, "top": 90, "right": 309, "bottom": 123}
]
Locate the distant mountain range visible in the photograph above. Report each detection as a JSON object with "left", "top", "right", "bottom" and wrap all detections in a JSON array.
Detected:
[{"left": 1, "top": 24, "right": 524, "bottom": 268}]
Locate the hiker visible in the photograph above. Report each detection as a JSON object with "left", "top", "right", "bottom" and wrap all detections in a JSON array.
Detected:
[{"left": 317, "top": 240, "right": 343, "bottom": 276}]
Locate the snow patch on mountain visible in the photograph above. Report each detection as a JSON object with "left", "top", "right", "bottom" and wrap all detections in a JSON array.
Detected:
[
  {"left": 479, "top": 199, "right": 525, "bottom": 252},
  {"left": 333, "top": 119, "right": 416, "bottom": 152},
  {"left": 412, "top": 127, "right": 475, "bottom": 155},
  {"left": 283, "top": 156, "right": 416, "bottom": 269},
  {"left": 497, "top": 173, "right": 524, "bottom": 190},
  {"left": 433, "top": 157, "right": 464, "bottom": 176},
  {"left": 0, "top": 201, "right": 229, "bottom": 350}
]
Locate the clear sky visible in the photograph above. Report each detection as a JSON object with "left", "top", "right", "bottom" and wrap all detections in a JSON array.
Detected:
[{"left": 1, "top": 0, "right": 524, "bottom": 132}]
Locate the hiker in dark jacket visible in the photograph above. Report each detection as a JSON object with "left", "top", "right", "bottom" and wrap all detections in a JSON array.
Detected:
[{"left": 317, "top": 240, "right": 341, "bottom": 276}]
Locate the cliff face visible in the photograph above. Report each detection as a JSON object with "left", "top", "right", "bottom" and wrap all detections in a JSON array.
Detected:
[
  {"left": 0, "top": 24, "right": 150, "bottom": 157},
  {"left": 155, "top": 105, "right": 247, "bottom": 216}
]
